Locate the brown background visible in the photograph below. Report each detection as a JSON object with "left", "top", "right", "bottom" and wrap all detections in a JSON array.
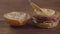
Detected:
[{"left": 0, "top": 0, "right": 60, "bottom": 34}]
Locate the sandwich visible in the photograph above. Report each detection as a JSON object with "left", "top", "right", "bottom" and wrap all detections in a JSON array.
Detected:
[{"left": 30, "top": 2, "right": 59, "bottom": 28}]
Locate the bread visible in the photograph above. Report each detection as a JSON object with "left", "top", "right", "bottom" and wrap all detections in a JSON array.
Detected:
[
  {"left": 30, "top": 2, "right": 55, "bottom": 17},
  {"left": 35, "top": 21, "right": 58, "bottom": 28},
  {"left": 34, "top": 8, "right": 55, "bottom": 17},
  {"left": 3, "top": 12, "right": 31, "bottom": 26}
]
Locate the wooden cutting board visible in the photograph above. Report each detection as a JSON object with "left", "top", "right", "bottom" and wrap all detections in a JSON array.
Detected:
[{"left": 0, "top": 0, "right": 60, "bottom": 34}]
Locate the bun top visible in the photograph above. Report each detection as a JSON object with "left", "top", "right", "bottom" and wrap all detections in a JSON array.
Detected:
[
  {"left": 30, "top": 2, "right": 55, "bottom": 17},
  {"left": 4, "top": 12, "right": 28, "bottom": 20},
  {"left": 40, "top": 8, "right": 55, "bottom": 17},
  {"left": 34, "top": 8, "right": 55, "bottom": 17}
]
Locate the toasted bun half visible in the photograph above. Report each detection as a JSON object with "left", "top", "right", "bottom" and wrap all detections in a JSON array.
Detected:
[
  {"left": 34, "top": 8, "right": 55, "bottom": 17},
  {"left": 3, "top": 12, "right": 31, "bottom": 26},
  {"left": 30, "top": 2, "right": 55, "bottom": 17},
  {"left": 35, "top": 21, "right": 59, "bottom": 28}
]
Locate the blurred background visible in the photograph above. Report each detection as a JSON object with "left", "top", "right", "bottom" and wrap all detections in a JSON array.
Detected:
[{"left": 0, "top": 0, "right": 60, "bottom": 18}]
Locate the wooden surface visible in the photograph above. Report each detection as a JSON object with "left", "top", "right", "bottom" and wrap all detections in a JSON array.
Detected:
[{"left": 0, "top": 0, "right": 60, "bottom": 34}]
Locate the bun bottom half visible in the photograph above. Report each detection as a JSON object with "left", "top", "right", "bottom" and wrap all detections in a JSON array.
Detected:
[
  {"left": 35, "top": 21, "right": 59, "bottom": 28},
  {"left": 4, "top": 17, "right": 30, "bottom": 26}
]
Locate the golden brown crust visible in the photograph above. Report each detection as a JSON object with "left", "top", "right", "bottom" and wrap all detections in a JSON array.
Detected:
[
  {"left": 3, "top": 12, "right": 31, "bottom": 26},
  {"left": 35, "top": 21, "right": 59, "bottom": 28}
]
